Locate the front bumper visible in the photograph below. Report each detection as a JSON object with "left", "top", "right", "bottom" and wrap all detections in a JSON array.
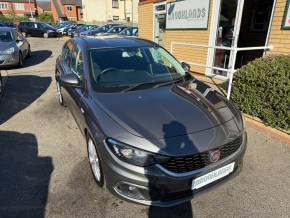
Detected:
[
  {"left": 48, "top": 32, "right": 61, "bottom": 37},
  {"left": 100, "top": 133, "right": 247, "bottom": 207},
  {"left": 0, "top": 53, "right": 19, "bottom": 67}
]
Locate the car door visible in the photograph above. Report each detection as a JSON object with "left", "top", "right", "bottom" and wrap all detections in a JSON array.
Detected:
[{"left": 61, "top": 42, "right": 87, "bottom": 135}]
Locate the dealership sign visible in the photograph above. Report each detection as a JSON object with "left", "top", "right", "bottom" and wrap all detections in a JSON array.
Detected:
[{"left": 166, "top": 0, "right": 210, "bottom": 29}]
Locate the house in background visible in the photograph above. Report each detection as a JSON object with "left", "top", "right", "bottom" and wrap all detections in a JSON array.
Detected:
[
  {"left": 0, "top": 0, "right": 38, "bottom": 17},
  {"left": 82, "top": 0, "right": 138, "bottom": 24},
  {"left": 51, "top": 0, "right": 82, "bottom": 22},
  {"left": 37, "top": 0, "right": 51, "bottom": 14}
]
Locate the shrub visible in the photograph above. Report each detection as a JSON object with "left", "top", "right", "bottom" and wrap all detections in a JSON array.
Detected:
[
  {"left": 37, "top": 12, "right": 54, "bottom": 24},
  {"left": 231, "top": 55, "right": 290, "bottom": 131}
]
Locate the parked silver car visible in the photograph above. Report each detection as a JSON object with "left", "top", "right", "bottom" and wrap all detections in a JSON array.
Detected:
[{"left": 0, "top": 27, "right": 31, "bottom": 68}]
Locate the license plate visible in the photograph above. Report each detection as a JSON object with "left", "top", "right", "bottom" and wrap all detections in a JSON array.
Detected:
[{"left": 192, "top": 162, "right": 235, "bottom": 190}]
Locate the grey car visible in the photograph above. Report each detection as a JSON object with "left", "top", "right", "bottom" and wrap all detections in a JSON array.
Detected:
[
  {"left": 55, "top": 37, "right": 247, "bottom": 207},
  {"left": 0, "top": 27, "right": 31, "bottom": 68}
]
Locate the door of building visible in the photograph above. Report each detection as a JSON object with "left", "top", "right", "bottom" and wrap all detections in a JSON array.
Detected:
[{"left": 207, "top": 0, "right": 275, "bottom": 79}]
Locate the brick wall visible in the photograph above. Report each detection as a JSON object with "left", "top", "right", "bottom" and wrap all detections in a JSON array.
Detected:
[
  {"left": 0, "top": 2, "right": 35, "bottom": 16},
  {"left": 268, "top": 0, "right": 290, "bottom": 54},
  {"left": 138, "top": 3, "right": 153, "bottom": 40}
]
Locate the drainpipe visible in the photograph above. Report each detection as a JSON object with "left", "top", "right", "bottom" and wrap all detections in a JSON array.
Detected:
[
  {"left": 34, "top": 0, "right": 38, "bottom": 17},
  {"left": 28, "top": 0, "right": 33, "bottom": 19},
  {"left": 131, "top": 0, "right": 133, "bottom": 26}
]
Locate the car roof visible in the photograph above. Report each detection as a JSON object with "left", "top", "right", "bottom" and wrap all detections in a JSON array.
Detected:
[{"left": 77, "top": 37, "right": 156, "bottom": 49}]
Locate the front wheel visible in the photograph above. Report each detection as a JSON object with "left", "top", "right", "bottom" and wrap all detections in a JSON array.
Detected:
[
  {"left": 56, "top": 81, "right": 64, "bottom": 105},
  {"left": 27, "top": 46, "right": 32, "bottom": 58},
  {"left": 18, "top": 53, "right": 23, "bottom": 68},
  {"left": 87, "top": 136, "right": 104, "bottom": 187},
  {"left": 43, "top": 32, "right": 49, "bottom": 38}
]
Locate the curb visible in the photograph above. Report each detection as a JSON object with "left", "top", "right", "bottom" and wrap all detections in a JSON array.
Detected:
[{"left": 244, "top": 114, "right": 290, "bottom": 145}]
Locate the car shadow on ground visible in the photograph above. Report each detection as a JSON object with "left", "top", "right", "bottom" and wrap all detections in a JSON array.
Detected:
[
  {"left": 0, "top": 75, "right": 51, "bottom": 125},
  {"left": 0, "top": 131, "right": 53, "bottom": 218},
  {"left": 148, "top": 202, "right": 193, "bottom": 218},
  {"left": 0, "top": 50, "right": 53, "bottom": 70},
  {"left": 24, "top": 50, "right": 53, "bottom": 68},
  {"left": 146, "top": 121, "right": 196, "bottom": 218}
]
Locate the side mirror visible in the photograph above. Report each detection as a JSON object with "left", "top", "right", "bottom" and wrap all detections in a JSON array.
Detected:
[
  {"left": 59, "top": 73, "right": 81, "bottom": 87},
  {"left": 181, "top": 62, "right": 191, "bottom": 72}
]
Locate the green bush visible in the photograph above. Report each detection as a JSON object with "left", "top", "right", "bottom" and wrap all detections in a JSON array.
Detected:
[
  {"left": 37, "top": 12, "right": 54, "bottom": 24},
  {"left": 231, "top": 55, "right": 290, "bottom": 131},
  {"left": 0, "top": 14, "right": 29, "bottom": 23}
]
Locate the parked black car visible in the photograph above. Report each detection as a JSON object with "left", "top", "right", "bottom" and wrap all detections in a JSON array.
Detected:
[
  {"left": 19, "top": 21, "right": 59, "bottom": 38},
  {"left": 55, "top": 37, "right": 247, "bottom": 207}
]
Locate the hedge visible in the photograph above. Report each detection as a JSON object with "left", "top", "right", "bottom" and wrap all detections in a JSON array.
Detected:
[{"left": 231, "top": 55, "right": 290, "bottom": 131}]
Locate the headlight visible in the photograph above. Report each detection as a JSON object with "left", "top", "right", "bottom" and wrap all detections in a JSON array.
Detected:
[
  {"left": 106, "top": 138, "right": 169, "bottom": 167},
  {"left": 0, "top": 47, "right": 15, "bottom": 55}
]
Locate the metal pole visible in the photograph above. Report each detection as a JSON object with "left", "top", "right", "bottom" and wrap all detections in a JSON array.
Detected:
[
  {"left": 227, "top": 48, "right": 237, "bottom": 99},
  {"left": 131, "top": 0, "right": 133, "bottom": 26},
  {"left": 28, "top": 0, "right": 33, "bottom": 19}
]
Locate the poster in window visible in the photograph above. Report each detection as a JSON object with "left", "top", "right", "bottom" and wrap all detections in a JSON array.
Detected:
[{"left": 282, "top": 0, "right": 290, "bottom": 29}]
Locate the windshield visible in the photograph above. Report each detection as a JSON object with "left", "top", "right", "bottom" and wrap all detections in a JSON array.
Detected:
[
  {"left": 90, "top": 46, "right": 186, "bottom": 92},
  {"left": 0, "top": 31, "right": 13, "bottom": 42}
]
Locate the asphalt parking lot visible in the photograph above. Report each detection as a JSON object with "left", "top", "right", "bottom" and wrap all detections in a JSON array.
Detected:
[{"left": 0, "top": 37, "right": 290, "bottom": 218}]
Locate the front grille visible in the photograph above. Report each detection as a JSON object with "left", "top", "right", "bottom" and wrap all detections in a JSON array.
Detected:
[{"left": 161, "top": 136, "right": 243, "bottom": 173}]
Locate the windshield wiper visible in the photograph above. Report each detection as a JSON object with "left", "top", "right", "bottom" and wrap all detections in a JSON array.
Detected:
[
  {"left": 153, "top": 74, "right": 193, "bottom": 88},
  {"left": 121, "top": 81, "right": 167, "bottom": 92}
]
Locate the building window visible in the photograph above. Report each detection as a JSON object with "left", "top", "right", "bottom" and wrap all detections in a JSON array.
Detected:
[
  {"left": 0, "top": 3, "right": 8, "bottom": 10},
  {"left": 67, "top": 5, "right": 73, "bottom": 11},
  {"left": 14, "top": 3, "right": 24, "bottom": 10},
  {"left": 112, "top": 0, "right": 119, "bottom": 8},
  {"left": 113, "top": 16, "right": 119, "bottom": 20}
]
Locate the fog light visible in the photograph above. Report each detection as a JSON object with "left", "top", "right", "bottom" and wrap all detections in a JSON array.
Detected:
[{"left": 114, "top": 182, "right": 150, "bottom": 201}]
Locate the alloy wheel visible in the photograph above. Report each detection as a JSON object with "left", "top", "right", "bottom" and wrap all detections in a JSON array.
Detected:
[
  {"left": 56, "top": 81, "right": 63, "bottom": 105},
  {"left": 88, "top": 138, "right": 102, "bottom": 183}
]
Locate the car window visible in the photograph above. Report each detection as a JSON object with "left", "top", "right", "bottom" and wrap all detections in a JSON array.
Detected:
[
  {"left": 0, "top": 30, "right": 13, "bottom": 42},
  {"left": 75, "top": 48, "right": 84, "bottom": 77},
  {"left": 62, "top": 42, "right": 73, "bottom": 71},
  {"left": 26, "top": 22, "right": 34, "bottom": 28},
  {"left": 90, "top": 46, "right": 186, "bottom": 92}
]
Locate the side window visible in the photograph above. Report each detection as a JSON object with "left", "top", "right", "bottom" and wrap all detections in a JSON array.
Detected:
[
  {"left": 75, "top": 49, "right": 84, "bottom": 77},
  {"left": 69, "top": 45, "right": 78, "bottom": 73},
  {"left": 62, "top": 44, "right": 71, "bottom": 65}
]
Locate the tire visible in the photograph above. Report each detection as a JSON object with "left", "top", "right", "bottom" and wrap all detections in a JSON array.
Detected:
[
  {"left": 18, "top": 53, "right": 23, "bottom": 68},
  {"left": 43, "top": 32, "right": 49, "bottom": 38},
  {"left": 87, "top": 135, "right": 104, "bottom": 187},
  {"left": 27, "top": 46, "right": 32, "bottom": 58},
  {"left": 0, "top": 75, "right": 3, "bottom": 94},
  {"left": 56, "top": 81, "right": 64, "bottom": 106}
]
